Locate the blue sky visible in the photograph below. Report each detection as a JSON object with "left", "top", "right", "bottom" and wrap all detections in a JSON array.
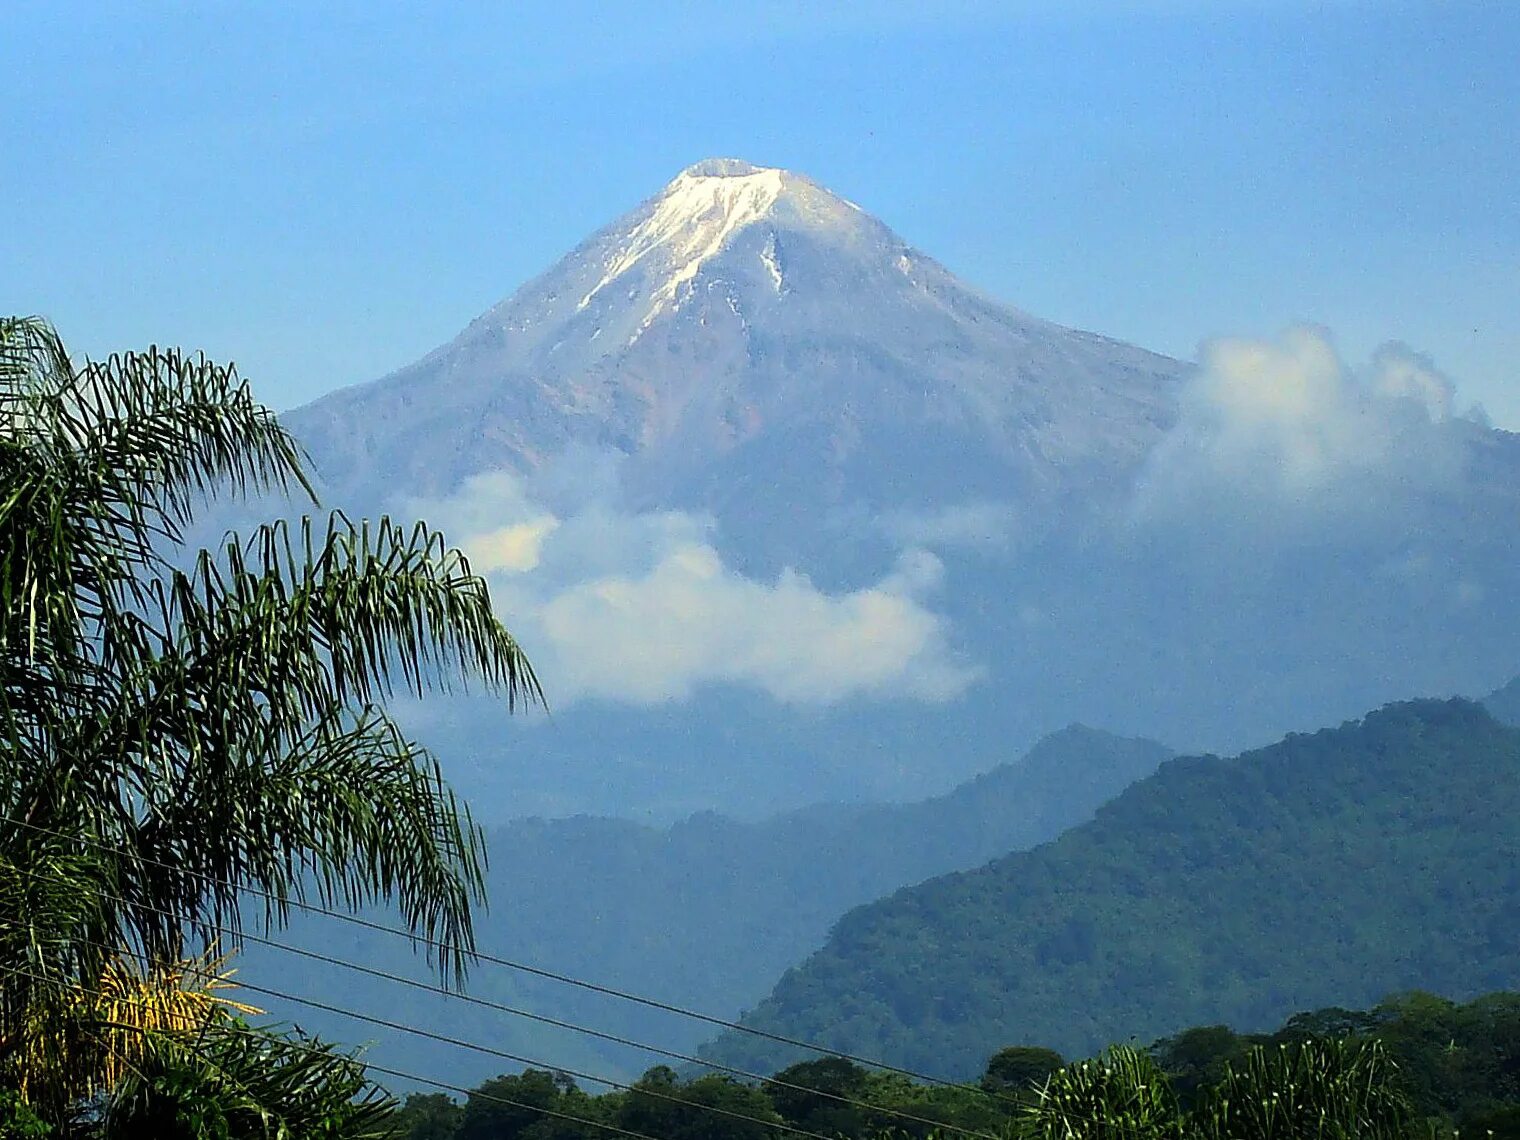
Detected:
[{"left": 3, "top": 1, "right": 1517, "bottom": 424}]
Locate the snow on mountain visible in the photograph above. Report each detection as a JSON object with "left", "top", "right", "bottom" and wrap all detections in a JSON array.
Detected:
[
  {"left": 576, "top": 160, "right": 808, "bottom": 328},
  {"left": 287, "top": 158, "right": 1188, "bottom": 548},
  {"left": 276, "top": 159, "right": 1520, "bottom": 820}
]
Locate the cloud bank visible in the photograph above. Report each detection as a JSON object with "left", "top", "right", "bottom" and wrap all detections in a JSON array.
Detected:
[
  {"left": 404, "top": 472, "right": 976, "bottom": 708},
  {"left": 396, "top": 327, "right": 1490, "bottom": 712},
  {"left": 1131, "top": 326, "right": 1470, "bottom": 533}
]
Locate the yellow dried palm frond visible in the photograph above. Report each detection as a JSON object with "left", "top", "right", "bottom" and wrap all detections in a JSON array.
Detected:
[
  {"left": 17, "top": 944, "right": 262, "bottom": 1104},
  {"left": 87, "top": 945, "right": 263, "bottom": 1090}
]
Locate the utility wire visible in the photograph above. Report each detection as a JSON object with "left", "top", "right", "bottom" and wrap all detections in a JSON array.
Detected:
[
  {"left": 209, "top": 974, "right": 864, "bottom": 1140},
  {"left": 4, "top": 814, "right": 1011, "bottom": 1102},
  {"left": 20, "top": 944, "right": 881, "bottom": 1140},
  {"left": 3, "top": 958, "right": 1148, "bottom": 1139},
  {"left": 0, "top": 962, "right": 664, "bottom": 1140},
  {"left": 72, "top": 878, "right": 1005, "bottom": 1140}
]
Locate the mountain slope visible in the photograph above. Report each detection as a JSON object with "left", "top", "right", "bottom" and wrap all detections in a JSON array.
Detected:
[
  {"left": 246, "top": 726, "right": 1170, "bottom": 1085},
  {"left": 699, "top": 699, "right": 1520, "bottom": 1079},
  {"left": 481, "top": 724, "right": 1173, "bottom": 1018},
  {"left": 268, "top": 158, "right": 1520, "bottom": 820},
  {"left": 286, "top": 159, "right": 1185, "bottom": 555},
  {"left": 1486, "top": 675, "right": 1520, "bottom": 726}
]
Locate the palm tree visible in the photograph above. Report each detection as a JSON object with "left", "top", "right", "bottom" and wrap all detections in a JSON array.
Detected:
[
  {"left": 1016, "top": 1040, "right": 1415, "bottom": 1140},
  {"left": 0, "top": 315, "right": 541, "bottom": 1121}
]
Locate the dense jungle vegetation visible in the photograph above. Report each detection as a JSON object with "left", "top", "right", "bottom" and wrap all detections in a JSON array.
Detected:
[
  {"left": 704, "top": 698, "right": 1520, "bottom": 1077},
  {"left": 387, "top": 991, "right": 1520, "bottom": 1140}
]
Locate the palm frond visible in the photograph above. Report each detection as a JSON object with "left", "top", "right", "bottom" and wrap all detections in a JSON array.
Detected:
[
  {"left": 2, "top": 945, "right": 257, "bottom": 1111},
  {"left": 84, "top": 947, "right": 261, "bottom": 1095},
  {"left": 34, "top": 512, "right": 540, "bottom": 973},
  {"left": 1192, "top": 1038, "right": 1413, "bottom": 1140},
  {"left": 1018, "top": 1047, "right": 1185, "bottom": 1140},
  {"left": 0, "top": 317, "right": 541, "bottom": 1123},
  {"left": 102, "top": 1019, "right": 396, "bottom": 1140},
  {"left": 115, "top": 705, "right": 487, "bottom": 983}
]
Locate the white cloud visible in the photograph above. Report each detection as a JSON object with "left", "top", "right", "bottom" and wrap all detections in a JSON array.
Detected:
[
  {"left": 404, "top": 471, "right": 977, "bottom": 708},
  {"left": 539, "top": 544, "right": 973, "bottom": 704},
  {"left": 465, "top": 517, "right": 560, "bottom": 573},
  {"left": 1188, "top": 325, "right": 1388, "bottom": 489},
  {"left": 1132, "top": 326, "right": 1466, "bottom": 525},
  {"left": 1365, "top": 342, "right": 1456, "bottom": 422}
]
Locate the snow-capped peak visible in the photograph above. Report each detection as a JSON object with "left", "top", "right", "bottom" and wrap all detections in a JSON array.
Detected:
[
  {"left": 678, "top": 157, "right": 772, "bottom": 178},
  {"left": 571, "top": 158, "right": 857, "bottom": 325}
]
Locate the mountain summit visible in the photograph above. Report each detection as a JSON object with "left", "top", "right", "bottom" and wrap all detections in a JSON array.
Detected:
[
  {"left": 281, "top": 160, "right": 1520, "bottom": 808},
  {"left": 288, "top": 159, "right": 1186, "bottom": 546},
  {"left": 571, "top": 158, "right": 869, "bottom": 328}
]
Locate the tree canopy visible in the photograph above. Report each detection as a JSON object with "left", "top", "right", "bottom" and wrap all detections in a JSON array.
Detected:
[
  {"left": 0, "top": 316, "right": 540, "bottom": 1133},
  {"left": 701, "top": 699, "right": 1520, "bottom": 1076}
]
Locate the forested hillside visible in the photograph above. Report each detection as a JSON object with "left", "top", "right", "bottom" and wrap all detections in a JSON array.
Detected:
[
  {"left": 700, "top": 699, "right": 1520, "bottom": 1078},
  {"left": 391, "top": 990, "right": 1520, "bottom": 1140},
  {"left": 249, "top": 726, "right": 1170, "bottom": 1083},
  {"left": 486, "top": 724, "right": 1171, "bottom": 1005}
]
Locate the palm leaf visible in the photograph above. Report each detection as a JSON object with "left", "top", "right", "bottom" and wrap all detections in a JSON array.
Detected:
[{"left": 0, "top": 317, "right": 542, "bottom": 1122}]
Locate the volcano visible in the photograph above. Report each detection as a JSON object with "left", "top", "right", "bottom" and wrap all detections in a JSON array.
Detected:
[
  {"left": 288, "top": 158, "right": 1186, "bottom": 556},
  {"left": 280, "top": 159, "right": 1520, "bottom": 820}
]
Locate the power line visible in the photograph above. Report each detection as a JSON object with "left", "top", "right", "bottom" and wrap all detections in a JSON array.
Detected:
[
  {"left": 18, "top": 944, "right": 872, "bottom": 1140},
  {"left": 71, "top": 877, "right": 1005, "bottom": 1140},
  {"left": 245, "top": 972, "right": 1003, "bottom": 1140},
  {"left": 4, "top": 813, "right": 1008, "bottom": 1101},
  {"left": 366, "top": 1063, "right": 648, "bottom": 1139},
  {"left": 213, "top": 974, "right": 858, "bottom": 1140},
  {"left": 2, "top": 957, "right": 1145, "bottom": 1138},
  {"left": 0, "top": 962, "right": 662, "bottom": 1140}
]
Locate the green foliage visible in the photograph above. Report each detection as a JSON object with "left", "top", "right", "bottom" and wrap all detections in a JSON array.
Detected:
[
  {"left": 1366, "top": 992, "right": 1520, "bottom": 1128},
  {"left": 704, "top": 699, "right": 1520, "bottom": 1077},
  {"left": 982, "top": 1047, "right": 1066, "bottom": 1097},
  {"left": 1148, "top": 1027, "right": 1251, "bottom": 1108},
  {"left": 1192, "top": 1038, "right": 1413, "bottom": 1140},
  {"left": 1014, "top": 1037, "right": 1415, "bottom": 1140},
  {"left": 0, "top": 317, "right": 537, "bottom": 1130},
  {"left": 393, "top": 1093, "right": 462, "bottom": 1140},
  {"left": 1455, "top": 1104, "right": 1520, "bottom": 1140},
  {"left": 614, "top": 1066, "right": 782, "bottom": 1140},
  {"left": 0, "top": 316, "right": 539, "bottom": 994},
  {"left": 766, "top": 1058, "right": 874, "bottom": 1138},
  {"left": 1018, "top": 1045, "right": 1184, "bottom": 1140},
  {"left": 458, "top": 1070, "right": 602, "bottom": 1140},
  {"left": 1143, "top": 992, "right": 1520, "bottom": 1136},
  {"left": 92, "top": 1021, "right": 395, "bottom": 1140},
  {"left": 0, "top": 1091, "right": 48, "bottom": 1138},
  {"left": 389, "top": 992, "right": 1520, "bottom": 1140}
]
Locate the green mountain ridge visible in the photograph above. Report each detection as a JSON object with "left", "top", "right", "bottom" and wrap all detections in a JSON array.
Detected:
[
  {"left": 699, "top": 697, "right": 1520, "bottom": 1079},
  {"left": 251, "top": 724, "right": 1171, "bottom": 1085}
]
